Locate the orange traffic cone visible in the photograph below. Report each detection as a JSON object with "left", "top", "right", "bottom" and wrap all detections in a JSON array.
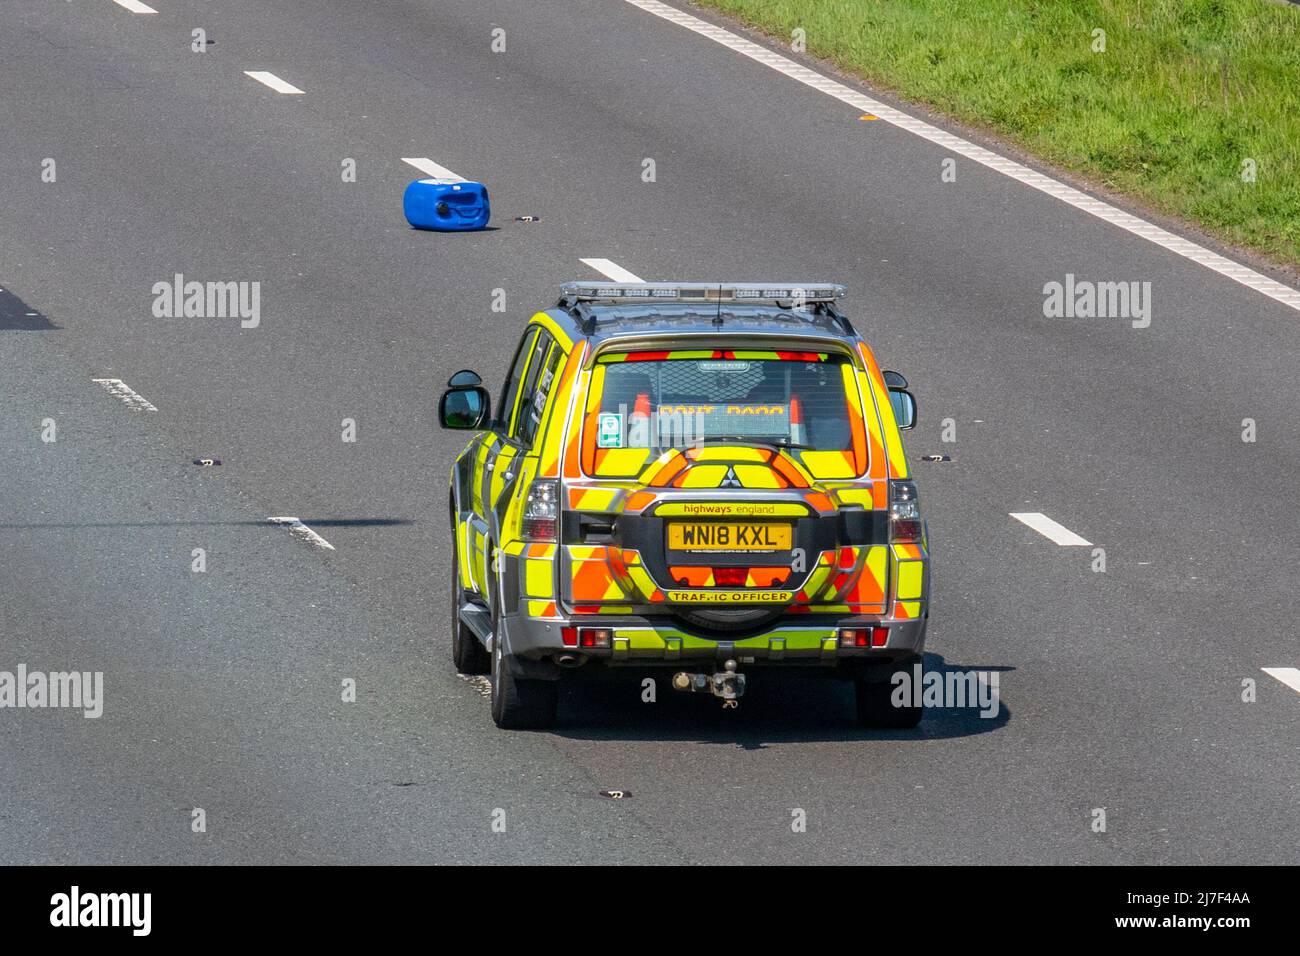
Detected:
[{"left": 630, "top": 392, "right": 651, "bottom": 447}]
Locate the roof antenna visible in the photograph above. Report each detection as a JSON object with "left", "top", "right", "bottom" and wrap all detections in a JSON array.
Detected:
[{"left": 712, "top": 283, "right": 723, "bottom": 327}]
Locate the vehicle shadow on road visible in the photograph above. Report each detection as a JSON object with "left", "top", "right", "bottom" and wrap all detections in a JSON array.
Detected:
[
  {"left": 0, "top": 286, "right": 59, "bottom": 330},
  {"left": 552, "top": 653, "right": 1012, "bottom": 746}
]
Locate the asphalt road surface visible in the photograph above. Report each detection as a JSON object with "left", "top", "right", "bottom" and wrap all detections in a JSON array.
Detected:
[{"left": 2, "top": 0, "right": 1297, "bottom": 865}]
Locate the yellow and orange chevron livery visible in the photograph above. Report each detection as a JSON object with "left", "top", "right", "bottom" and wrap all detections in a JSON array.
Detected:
[{"left": 442, "top": 280, "right": 929, "bottom": 728}]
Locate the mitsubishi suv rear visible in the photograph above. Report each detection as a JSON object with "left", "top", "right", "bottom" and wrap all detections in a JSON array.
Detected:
[{"left": 439, "top": 282, "right": 929, "bottom": 729}]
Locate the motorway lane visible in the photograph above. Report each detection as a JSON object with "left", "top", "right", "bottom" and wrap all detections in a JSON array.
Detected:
[
  {"left": 0, "top": 337, "right": 684, "bottom": 864},
  {"left": 0, "top": 0, "right": 1296, "bottom": 863}
]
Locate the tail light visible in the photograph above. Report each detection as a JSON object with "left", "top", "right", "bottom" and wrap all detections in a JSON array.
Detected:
[
  {"left": 561, "top": 627, "right": 610, "bottom": 649},
  {"left": 839, "top": 626, "right": 889, "bottom": 648},
  {"left": 521, "top": 479, "right": 558, "bottom": 541},
  {"left": 889, "top": 479, "right": 922, "bottom": 543},
  {"left": 714, "top": 567, "right": 747, "bottom": 587}
]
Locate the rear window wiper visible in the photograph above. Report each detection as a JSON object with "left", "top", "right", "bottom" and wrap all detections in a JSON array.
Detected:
[{"left": 706, "top": 435, "right": 816, "bottom": 450}]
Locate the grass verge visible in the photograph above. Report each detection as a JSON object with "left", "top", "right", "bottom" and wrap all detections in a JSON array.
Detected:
[{"left": 695, "top": 0, "right": 1300, "bottom": 267}]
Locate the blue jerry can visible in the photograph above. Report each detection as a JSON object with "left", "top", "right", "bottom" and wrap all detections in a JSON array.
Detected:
[{"left": 403, "top": 179, "right": 490, "bottom": 231}]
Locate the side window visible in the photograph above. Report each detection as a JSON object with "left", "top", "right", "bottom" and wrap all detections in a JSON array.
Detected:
[
  {"left": 515, "top": 334, "right": 564, "bottom": 447},
  {"left": 497, "top": 329, "right": 538, "bottom": 433}
]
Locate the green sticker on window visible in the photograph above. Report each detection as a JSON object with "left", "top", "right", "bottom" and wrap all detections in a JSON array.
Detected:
[{"left": 597, "top": 412, "right": 623, "bottom": 448}]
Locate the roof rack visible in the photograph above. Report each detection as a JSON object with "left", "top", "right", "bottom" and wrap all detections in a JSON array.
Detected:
[{"left": 558, "top": 282, "right": 846, "bottom": 306}]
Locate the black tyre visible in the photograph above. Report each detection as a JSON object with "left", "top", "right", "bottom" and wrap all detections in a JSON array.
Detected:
[
  {"left": 855, "top": 655, "right": 924, "bottom": 729},
  {"left": 451, "top": 539, "right": 490, "bottom": 675},
  {"left": 488, "top": 568, "right": 557, "bottom": 729}
]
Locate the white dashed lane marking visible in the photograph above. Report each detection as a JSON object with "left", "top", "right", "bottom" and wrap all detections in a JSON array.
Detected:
[
  {"left": 624, "top": 0, "right": 1300, "bottom": 313},
  {"left": 1261, "top": 668, "right": 1300, "bottom": 696},
  {"left": 243, "top": 71, "right": 305, "bottom": 95},
  {"left": 1009, "top": 512, "right": 1092, "bottom": 547},
  {"left": 580, "top": 258, "right": 645, "bottom": 282},
  {"left": 267, "top": 517, "right": 336, "bottom": 551},
  {"left": 401, "top": 158, "right": 465, "bottom": 181},
  {"left": 91, "top": 379, "right": 158, "bottom": 412},
  {"left": 112, "top": 0, "right": 157, "bottom": 12}
]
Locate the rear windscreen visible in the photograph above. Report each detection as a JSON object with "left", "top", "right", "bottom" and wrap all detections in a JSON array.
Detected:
[{"left": 581, "top": 350, "right": 869, "bottom": 479}]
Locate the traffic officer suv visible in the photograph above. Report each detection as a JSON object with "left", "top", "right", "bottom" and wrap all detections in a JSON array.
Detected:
[{"left": 440, "top": 283, "right": 928, "bottom": 729}]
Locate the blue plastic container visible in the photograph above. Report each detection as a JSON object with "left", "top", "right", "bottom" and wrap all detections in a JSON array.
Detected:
[{"left": 403, "top": 179, "right": 490, "bottom": 231}]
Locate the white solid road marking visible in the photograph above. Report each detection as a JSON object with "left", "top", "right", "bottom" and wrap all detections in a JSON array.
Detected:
[
  {"left": 580, "top": 258, "right": 645, "bottom": 282},
  {"left": 112, "top": 0, "right": 158, "bottom": 12},
  {"left": 91, "top": 378, "right": 158, "bottom": 412},
  {"left": 401, "top": 158, "right": 466, "bottom": 182},
  {"left": 1009, "top": 512, "right": 1092, "bottom": 547},
  {"left": 1261, "top": 668, "right": 1300, "bottom": 696},
  {"left": 267, "top": 517, "right": 336, "bottom": 551},
  {"left": 243, "top": 71, "right": 305, "bottom": 95},
  {"left": 624, "top": 0, "right": 1300, "bottom": 314}
]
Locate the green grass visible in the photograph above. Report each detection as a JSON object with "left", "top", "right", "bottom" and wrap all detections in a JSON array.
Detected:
[{"left": 696, "top": 0, "right": 1300, "bottom": 266}]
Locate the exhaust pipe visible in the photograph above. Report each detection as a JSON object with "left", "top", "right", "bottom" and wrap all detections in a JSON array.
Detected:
[{"left": 554, "top": 653, "right": 587, "bottom": 668}]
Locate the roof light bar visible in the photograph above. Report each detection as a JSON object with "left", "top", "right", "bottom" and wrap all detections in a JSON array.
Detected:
[{"left": 559, "top": 282, "right": 846, "bottom": 304}]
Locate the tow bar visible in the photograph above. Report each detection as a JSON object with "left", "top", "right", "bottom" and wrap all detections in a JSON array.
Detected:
[{"left": 672, "top": 659, "right": 745, "bottom": 708}]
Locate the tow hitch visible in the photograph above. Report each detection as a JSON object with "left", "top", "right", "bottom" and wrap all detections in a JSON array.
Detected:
[{"left": 672, "top": 659, "right": 746, "bottom": 708}]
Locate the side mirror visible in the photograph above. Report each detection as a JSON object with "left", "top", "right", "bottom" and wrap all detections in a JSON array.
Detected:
[
  {"left": 881, "top": 369, "right": 915, "bottom": 429},
  {"left": 448, "top": 369, "right": 482, "bottom": 388},
  {"left": 439, "top": 386, "right": 491, "bottom": 430},
  {"left": 889, "top": 388, "right": 917, "bottom": 430}
]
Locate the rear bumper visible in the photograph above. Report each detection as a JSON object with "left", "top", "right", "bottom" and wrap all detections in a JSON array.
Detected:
[{"left": 501, "top": 608, "right": 927, "bottom": 673}]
